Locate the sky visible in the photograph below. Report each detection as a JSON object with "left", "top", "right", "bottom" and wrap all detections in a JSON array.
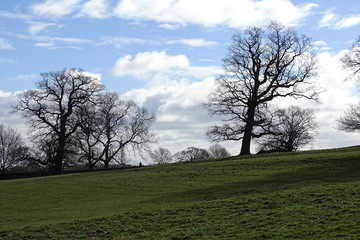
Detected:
[{"left": 1, "top": 0, "right": 360, "bottom": 158}]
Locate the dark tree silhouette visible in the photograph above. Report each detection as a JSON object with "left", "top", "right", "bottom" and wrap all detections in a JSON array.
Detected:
[
  {"left": 256, "top": 106, "right": 318, "bottom": 153},
  {"left": 14, "top": 69, "right": 104, "bottom": 174},
  {"left": 174, "top": 147, "right": 210, "bottom": 162},
  {"left": 204, "top": 22, "right": 318, "bottom": 155}
]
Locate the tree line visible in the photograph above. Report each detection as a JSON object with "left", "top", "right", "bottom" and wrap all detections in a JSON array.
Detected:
[{"left": 1, "top": 22, "right": 360, "bottom": 176}]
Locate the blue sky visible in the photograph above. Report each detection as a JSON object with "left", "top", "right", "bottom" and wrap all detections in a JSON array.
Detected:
[{"left": 1, "top": 0, "right": 360, "bottom": 157}]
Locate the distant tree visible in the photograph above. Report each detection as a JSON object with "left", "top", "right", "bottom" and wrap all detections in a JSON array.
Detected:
[
  {"left": 337, "top": 103, "right": 360, "bottom": 133},
  {"left": 208, "top": 144, "right": 231, "bottom": 159},
  {"left": 256, "top": 106, "right": 318, "bottom": 153},
  {"left": 204, "top": 22, "right": 318, "bottom": 155},
  {"left": 149, "top": 147, "right": 172, "bottom": 164},
  {"left": 13, "top": 68, "right": 104, "bottom": 174},
  {"left": 0, "top": 123, "right": 29, "bottom": 174},
  {"left": 94, "top": 92, "right": 156, "bottom": 168},
  {"left": 174, "top": 147, "right": 210, "bottom": 162},
  {"left": 341, "top": 36, "right": 360, "bottom": 83}
]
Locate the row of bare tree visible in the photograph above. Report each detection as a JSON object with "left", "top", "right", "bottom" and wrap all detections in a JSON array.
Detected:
[
  {"left": 2, "top": 22, "right": 359, "bottom": 175},
  {"left": 149, "top": 144, "right": 231, "bottom": 164},
  {"left": 5, "top": 69, "right": 156, "bottom": 174}
]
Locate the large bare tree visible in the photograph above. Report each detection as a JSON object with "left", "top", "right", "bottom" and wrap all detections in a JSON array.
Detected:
[
  {"left": 204, "top": 22, "right": 318, "bottom": 155},
  {"left": 93, "top": 92, "right": 156, "bottom": 168},
  {"left": 14, "top": 69, "right": 104, "bottom": 174}
]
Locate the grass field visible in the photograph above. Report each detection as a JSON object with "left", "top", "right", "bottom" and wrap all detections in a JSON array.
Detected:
[{"left": 0, "top": 147, "right": 360, "bottom": 239}]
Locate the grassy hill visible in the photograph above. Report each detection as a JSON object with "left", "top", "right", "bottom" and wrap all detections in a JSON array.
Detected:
[{"left": 0, "top": 147, "right": 359, "bottom": 239}]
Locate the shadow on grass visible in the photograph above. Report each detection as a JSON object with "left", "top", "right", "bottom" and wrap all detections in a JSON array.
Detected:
[{"left": 147, "top": 155, "right": 360, "bottom": 204}]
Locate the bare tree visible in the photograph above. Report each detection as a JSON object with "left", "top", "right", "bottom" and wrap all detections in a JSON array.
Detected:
[
  {"left": 149, "top": 147, "right": 173, "bottom": 164},
  {"left": 337, "top": 103, "right": 360, "bottom": 133},
  {"left": 13, "top": 69, "right": 104, "bottom": 174},
  {"left": 204, "top": 22, "right": 318, "bottom": 155},
  {"left": 95, "top": 92, "right": 156, "bottom": 168},
  {"left": 256, "top": 106, "right": 318, "bottom": 153},
  {"left": 174, "top": 147, "right": 210, "bottom": 162},
  {"left": 341, "top": 36, "right": 360, "bottom": 83},
  {"left": 0, "top": 123, "right": 29, "bottom": 174},
  {"left": 208, "top": 144, "right": 231, "bottom": 159}
]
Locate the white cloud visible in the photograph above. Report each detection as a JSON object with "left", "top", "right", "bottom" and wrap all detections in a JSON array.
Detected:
[
  {"left": 334, "top": 15, "right": 360, "bottom": 29},
  {"left": 77, "top": 0, "right": 109, "bottom": 19},
  {"left": 35, "top": 42, "right": 56, "bottom": 48},
  {"left": 121, "top": 77, "right": 228, "bottom": 154},
  {"left": 30, "top": 0, "right": 110, "bottom": 19},
  {"left": 0, "top": 10, "right": 32, "bottom": 20},
  {"left": 114, "top": 0, "right": 318, "bottom": 28},
  {"left": 28, "top": 21, "right": 56, "bottom": 35},
  {"left": 318, "top": 11, "right": 360, "bottom": 30},
  {"left": 313, "top": 41, "right": 327, "bottom": 46},
  {"left": 318, "top": 12, "right": 338, "bottom": 29},
  {"left": 313, "top": 40, "right": 331, "bottom": 52},
  {"left": 30, "top": 0, "right": 82, "bottom": 18},
  {"left": 159, "top": 23, "right": 181, "bottom": 30},
  {"left": 82, "top": 71, "right": 102, "bottom": 84},
  {"left": 0, "top": 38, "right": 13, "bottom": 50},
  {"left": 100, "top": 36, "right": 146, "bottom": 48},
  {"left": 0, "top": 92, "right": 28, "bottom": 138},
  {"left": 112, "top": 51, "right": 190, "bottom": 80},
  {"left": 18, "top": 34, "right": 92, "bottom": 49},
  {"left": 0, "top": 90, "right": 12, "bottom": 98},
  {"left": 112, "top": 51, "right": 223, "bottom": 84},
  {"left": 166, "top": 38, "right": 217, "bottom": 47}
]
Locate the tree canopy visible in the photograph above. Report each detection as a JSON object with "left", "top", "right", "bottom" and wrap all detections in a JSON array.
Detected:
[{"left": 204, "top": 22, "right": 318, "bottom": 155}]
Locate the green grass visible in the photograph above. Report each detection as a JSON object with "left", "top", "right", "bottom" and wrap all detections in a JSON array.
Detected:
[{"left": 0, "top": 147, "right": 360, "bottom": 239}]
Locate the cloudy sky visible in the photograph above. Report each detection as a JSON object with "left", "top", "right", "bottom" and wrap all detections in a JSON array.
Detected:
[{"left": 1, "top": 0, "right": 360, "bottom": 156}]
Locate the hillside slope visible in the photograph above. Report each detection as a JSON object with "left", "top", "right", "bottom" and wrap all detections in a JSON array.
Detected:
[{"left": 0, "top": 147, "right": 360, "bottom": 239}]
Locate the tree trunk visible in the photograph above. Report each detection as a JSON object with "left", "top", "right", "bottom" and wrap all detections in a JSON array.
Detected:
[
  {"left": 240, "top": 105, "right": 256, "bottom": 155},
  {"left": 104, "top": 161, "right": 109, "bottom": 169},
  {"left": 240, "top": 123, "right": 252, "bottom": 155},
  {"left": 53, "top": 153, "right": 63, "bottom": 174},
  {"left": 53, "top": 138, "right": 66, "bottom": 174}
]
